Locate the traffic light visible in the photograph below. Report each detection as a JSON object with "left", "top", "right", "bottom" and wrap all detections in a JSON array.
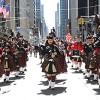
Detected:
[{"left": 78, "top": 18, "right": 84, "bottom": 25}]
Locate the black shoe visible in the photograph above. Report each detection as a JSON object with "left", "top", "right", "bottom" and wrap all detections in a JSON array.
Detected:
[
  {"left": 20, "top": 71, "right": 24, "bottom": 74},
  {"left": 4, "top": 79, "right": 6, "bottom": 82},
  {"left": 24, "top": 69, "right": 27, "bottom": 71},
  {"left": 15, "top": 75, "right": 19, "bottom": 78},
  {"left": 67, "top": 61, "right": 71, "bottom": 63},
  {"left": 93, "top": 79, "right": 98, "bottom": 82},
  {"left": 79, "top": 70, "right": 83, "bottom": 73},
  {"left": 49, "top": 86, "right": 51, "bottom": 89},
  {"left": 75, "top": 67, "right": 79, "bottom": 70},
  {"left": 83, "top": 73, "right": 85, "bottom": 75},
  {"left": 22, "top": 71, "right": 24, "bottom": 74},
  {"left": 71, "top": 65, "right": 73, "bottom": 68},
  {"left": 6, "top": 81, "right": 9, "bottom": 83},
  {"left": 51, "top": 88, "right": 55, "bottom": 90},
  {"left": 87, "top": 77, "right": 90, "bottom": 80},
  {"left": 84, "top": 76, "right": 89, "bottom": 79}
]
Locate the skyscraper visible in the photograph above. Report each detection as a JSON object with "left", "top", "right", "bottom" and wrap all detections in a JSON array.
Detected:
[
  {"left": 70, "top": 0, "right": 99, "bottom": 37},
  {"left": 60, "top": 0, "right": 68, "bottom": 40},
  {"left": 36, "top": 0, "right": 42, "bottom": 35},
  {"left": 55, "top": 3, "right": 60, "bottom": 37}
]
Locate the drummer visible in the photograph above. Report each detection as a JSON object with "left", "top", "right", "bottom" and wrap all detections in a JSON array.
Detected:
[
  {"left": 77, "top": 36, "right": 84, "bottom": 71},
  {"left": 70, "top": 36, "right": 83, "bottom": 71}
]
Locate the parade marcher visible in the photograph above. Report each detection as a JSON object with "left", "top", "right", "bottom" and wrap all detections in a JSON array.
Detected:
[
  {"left": 1, "top": 34, "right": 14, "bottom": 82},
  {"left": 38, "top": 41, "right": 45, "bottom": 64},
  {"left": 41, "top": 36, "right": 61, "bottom": 90},
  {"left": 76, "top": 36, "right": 84, "bottom": 72},
  {"left": 93, "top": 25, "right": 100, "bottom": 88},
  {"left": 29, "top": 44, "right": 33, "bottom": 57},
  {"left": 12, "top": 37, "right": 20, "bottom": 77},
  {"left": 0, "top": 48, "right": 4, "bottom": 78},
  {"left": 18, "top": 36, "right": 27, "bottom": 73},
  {"left": 0, "top": 47, "right": 4, "bottom": 92},
  {"left": 82, "top": 37, "right": 90, "bottom": 76},
  {"left": 49, "top": 28, "right": 56, "bottom": 37},
  {"left": 69, "top": 37, "right": 80, "bottom": 70},
  {"left": 68, "top": 41, "right": 74, "bottom": 67},
  {"left": 83, "top": 36, "right": 97, "bottom": 80},
  {"left": 66, "top": 41, "right": 71, "bottom": 63},
  {"left": 57, "top": 40, "right": 68, "bottom": 73},
  {"left": 3, "top": 44, "right": 14, "bottom": 82}
]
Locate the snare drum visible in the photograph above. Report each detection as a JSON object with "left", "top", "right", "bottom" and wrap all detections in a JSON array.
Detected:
[{"left": 72, "top": 50, "right": 80, "bottom": 58}]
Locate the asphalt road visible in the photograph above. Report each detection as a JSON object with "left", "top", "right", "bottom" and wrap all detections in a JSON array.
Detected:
[{"left": 0, "top": 54, "right": 100, "bottom": 100}]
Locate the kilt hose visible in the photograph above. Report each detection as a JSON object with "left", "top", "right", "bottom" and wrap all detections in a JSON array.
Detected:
[
  {"left": 9, "top": 57, "right": 15, "bottom": 72},
  {"left": 89, "top": 56, "right": 98, "bottom": 74}
]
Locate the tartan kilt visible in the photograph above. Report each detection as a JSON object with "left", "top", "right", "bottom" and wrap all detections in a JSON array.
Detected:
[
  {"left": 0, "top": 63, "right": 4, "bottom": 77},
  {"left": 14, "top": 55, "right": 20, "bottom": 70},
  {"left": 9, "top": 58, "right": 15, "bottom": 72},
  {"left": 4, "top": 57, "right": 15, "bottom": 72},
  {"left": 57, "top": 55, "right": 68, "bottom": 73},
  {"left": 41, "top": 60, "right": 58, "bottom": 74},
  {"left": 18, "top": 52, "right": 26, "bottom": 67},
  {"left": 10, "top": 55, "right": 16, "bottom": 72}
]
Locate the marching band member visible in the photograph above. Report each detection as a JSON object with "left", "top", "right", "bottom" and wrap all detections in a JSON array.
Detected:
[
  {"left": 12, "top": 37, "right": 20, "bottom": 77},
  {"left": 0, "top": 48, "right": 4, "bottom": 79},
  {"left": 41, "top": 36, "right": 61, "bottom": 90},
  {"left": 4, "top": 44, "right": 14, "bottom": 82}
]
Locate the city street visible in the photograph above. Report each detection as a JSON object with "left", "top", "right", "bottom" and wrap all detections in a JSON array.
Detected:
[{"left": 0, "top": 54, "right": 100, "bottom": 100}]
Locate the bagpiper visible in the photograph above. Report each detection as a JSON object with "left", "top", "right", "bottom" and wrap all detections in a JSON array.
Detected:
[{"left": 41, "top": 36, "right": 61, "bottom": 90}]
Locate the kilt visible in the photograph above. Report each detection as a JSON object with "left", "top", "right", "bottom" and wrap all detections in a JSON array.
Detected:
[
  {"left": 41, "top": 60, "right": 58, "bottom": 74},
  {"left": 13, "top": 55, "right": 20, "bottom": 70},
  {"left": 18, "top": 52, "right": 26, "bottom": 67},
  {"left": 77, "top": 57, "right": 82, "bottom": 62},
  {"left": 10, "top": 55, "right": 16, "bottom": 72},
  {"left": 4, "top": 56, "right": 15, "bottom": 72},
  {"left": 57, "top": 55, "right": 68, "bottom": 73},
  {"left": 0, "top": 63, "right": 4, "bottom": 77}
]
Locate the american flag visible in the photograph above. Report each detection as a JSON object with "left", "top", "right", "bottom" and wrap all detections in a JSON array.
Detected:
[
  {"left": 66, "top": 33, "right": 72, "bottom": 42},
  {"left": 0, "top": 0, "right": 5, "bottom": 13},
  {"left": 3, "top": 4, "right": 10, "bottom": 18}
]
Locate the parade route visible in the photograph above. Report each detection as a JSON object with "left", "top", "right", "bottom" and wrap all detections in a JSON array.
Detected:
[{"left": 0, "top": 54, "right": 100, "bottom": 100}]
